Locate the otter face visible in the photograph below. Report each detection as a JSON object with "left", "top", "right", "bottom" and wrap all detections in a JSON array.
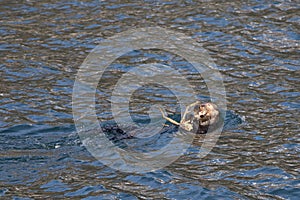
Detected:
[{"left": 196, "top": 103, "right": 219, "bottom": 126}]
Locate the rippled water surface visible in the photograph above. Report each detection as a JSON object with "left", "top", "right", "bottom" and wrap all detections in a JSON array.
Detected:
[{"left": 1, "top": 0, "right": 299, "bottom": 199}]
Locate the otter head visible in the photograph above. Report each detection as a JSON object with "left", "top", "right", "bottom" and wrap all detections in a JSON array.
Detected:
[
  {"left": 179, "top": 102, "right": 220, "bottom": 134},
  {"left": 196, "top": 103, "right": 220, "bottom": 127}
]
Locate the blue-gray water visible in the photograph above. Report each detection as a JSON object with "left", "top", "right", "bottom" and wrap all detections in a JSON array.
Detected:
[{"left": 1, "top": 1, "right": 299, "bottom": 199}]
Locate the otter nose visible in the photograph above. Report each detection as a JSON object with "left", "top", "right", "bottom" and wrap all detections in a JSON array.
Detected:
[{"left": 200, "top": 115, "right": 205, "bottom": 118}]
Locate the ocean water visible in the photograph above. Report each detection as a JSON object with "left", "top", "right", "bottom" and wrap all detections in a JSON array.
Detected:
[{"left": 1, "top": 0, "right": 299, "bottom": 199}]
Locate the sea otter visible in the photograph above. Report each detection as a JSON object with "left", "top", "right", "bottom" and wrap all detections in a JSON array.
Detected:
[{"left": 159, "top": 101, "right": 220, "bottom": 134}]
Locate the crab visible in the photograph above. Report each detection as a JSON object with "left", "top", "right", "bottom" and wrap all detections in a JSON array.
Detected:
[{"left": 159, "top": 101, "right": 220, "bottom": 134}]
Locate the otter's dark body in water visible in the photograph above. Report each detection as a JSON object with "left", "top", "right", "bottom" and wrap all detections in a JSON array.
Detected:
[
  {"left": 97, "top": 102, "right": 242, "bottom": 151},
  {"left": 101, "top": 101, "right": 232, "bottom": 144},
  {"left": 92, "top": 102, "right": 244, "bottom": 154}
]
